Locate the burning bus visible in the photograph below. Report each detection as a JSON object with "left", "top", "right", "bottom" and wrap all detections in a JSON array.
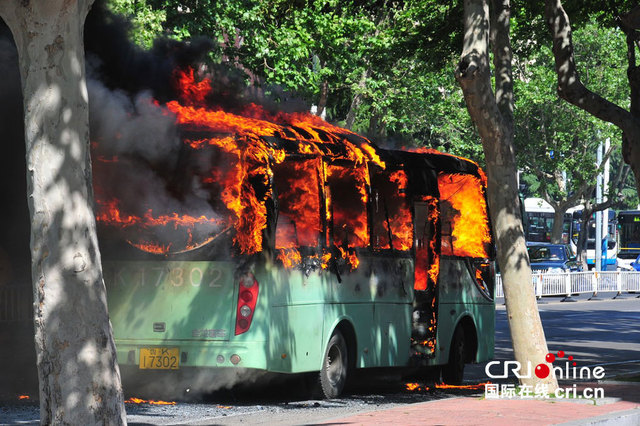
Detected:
[{"left": 95, "top": 69, "right": 495, "bottom": 399}]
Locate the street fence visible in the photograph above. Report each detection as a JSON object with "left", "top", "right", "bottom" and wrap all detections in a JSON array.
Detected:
[{"left": 496, "top": 270, "right": 640, "bottom": 300}]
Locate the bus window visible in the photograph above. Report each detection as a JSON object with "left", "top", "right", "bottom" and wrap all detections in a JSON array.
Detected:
[
  {"left": 325, "top": 164, "right": 369, "bottom": 248},
  {"left": 371, "top": 169, "right": 412, "bottom": 251},
  {"left": 621, "top": 222, "right": 640, "bottom": 247},
  {"left": 273, "top": 159, "right": 322, "bottom": 249},
  {"left": 438, "top": 173, "right": 491, "bottom": 259}
]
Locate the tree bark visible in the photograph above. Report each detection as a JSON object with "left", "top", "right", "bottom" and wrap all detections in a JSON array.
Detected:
[
  {"left": 0, "top": 1, "right": 126, "bottom": 424},
  {"left": 550, "top": 208, "right": 566, "bottom": 244},
  {"left": 316, "top": 78, "right": 329, "bottom": 119},
  {"left": 456, "top": 0, "right": 557, "bottom": 389},
  {"left": 345, "top": 69, "right": 369, "bottom": 130}
]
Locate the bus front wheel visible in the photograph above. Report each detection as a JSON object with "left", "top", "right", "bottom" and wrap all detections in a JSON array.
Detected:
[
  {"left": 317, "top": 329, "right": 348, "bottom": 399},
  {"left": 442, "top": 325, "right": 466, "bottom": 385}
]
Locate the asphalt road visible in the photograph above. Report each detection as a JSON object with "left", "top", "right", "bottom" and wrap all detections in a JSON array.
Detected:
[
  {"left": 465, "top": 292, "right": 640, "bottom": 382},
  {"left": 2, "top": 293, "right": 639, "bottom": 425}
]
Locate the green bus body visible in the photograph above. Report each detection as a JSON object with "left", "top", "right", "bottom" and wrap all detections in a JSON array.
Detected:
[
  {"left": 103, "top": 149, "right": 495, "bottom": 385},
  {"left": 104, "top": 254, "right": 494, "bottom": 374}
]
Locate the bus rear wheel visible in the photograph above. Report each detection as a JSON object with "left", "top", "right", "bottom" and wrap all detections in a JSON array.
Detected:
[
  {"left": 442, "top": 325, "right": 466, "bottom": 385},
  {"left": 316, "top": 329, "right": 348, "bottom": 399}
]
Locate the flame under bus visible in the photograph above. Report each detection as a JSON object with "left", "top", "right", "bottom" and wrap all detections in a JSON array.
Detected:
[{"left": 99, "top": 122, "right": 495, "bottom": 396}]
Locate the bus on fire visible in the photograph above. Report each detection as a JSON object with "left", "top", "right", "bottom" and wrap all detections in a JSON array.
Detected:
[{"left": 96, "top": 72, "right": 495, "bottom": 399}]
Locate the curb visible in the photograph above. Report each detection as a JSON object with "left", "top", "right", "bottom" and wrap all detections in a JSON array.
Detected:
[{"left": 558, "top": 407, "right": 640, "bottom": 426}]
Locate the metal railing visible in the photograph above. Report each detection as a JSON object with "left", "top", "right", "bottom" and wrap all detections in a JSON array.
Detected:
[{"left": 496, "top": 271, "right": 640, "bottom": 300}]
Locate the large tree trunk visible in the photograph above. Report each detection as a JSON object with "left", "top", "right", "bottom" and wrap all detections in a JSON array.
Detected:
[
  {"left": 0, "top": 1, "right": 126, "bottom": 424},
  {"left": 456, "top": 0, "right": 557, "bottom": 389}
]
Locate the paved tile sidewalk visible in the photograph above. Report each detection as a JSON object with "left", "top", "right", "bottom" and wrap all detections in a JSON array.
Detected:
[{"left": 323, "top": 382, "right": 640, "bottom": 425}]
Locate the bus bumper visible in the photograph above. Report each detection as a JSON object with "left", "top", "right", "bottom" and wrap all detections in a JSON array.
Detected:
[{"left": 115, "top": 340, "right": 270, "bottom": 370}]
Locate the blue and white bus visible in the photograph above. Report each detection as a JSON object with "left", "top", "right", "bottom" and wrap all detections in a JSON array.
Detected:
[
  {"left": 617, "top": 210, "right": 640, "bottom": 270},
  {"left": 571, "top": 208, "right": 618, "bottom": 270}
]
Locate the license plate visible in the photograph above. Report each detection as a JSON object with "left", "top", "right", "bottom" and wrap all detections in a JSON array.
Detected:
[{"left": 139, "top": 347, "right": 180, "bottom": 370}]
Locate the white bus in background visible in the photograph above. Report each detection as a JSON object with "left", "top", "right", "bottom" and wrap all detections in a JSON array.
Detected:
[{"left": 523, "top": 198, "right": 576, "bottom": 252}]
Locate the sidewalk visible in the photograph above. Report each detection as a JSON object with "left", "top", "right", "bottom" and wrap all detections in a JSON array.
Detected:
[{"left": 322, "top": 381, "right": 640, "bottom": 425}]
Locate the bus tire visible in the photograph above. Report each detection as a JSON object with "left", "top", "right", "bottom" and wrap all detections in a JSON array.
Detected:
[
  {"left": 317, "top": 329, "right": 348, "bottom": 399},
  {"left": 442, "top": 325, "right": 466, "bottom": 385}
]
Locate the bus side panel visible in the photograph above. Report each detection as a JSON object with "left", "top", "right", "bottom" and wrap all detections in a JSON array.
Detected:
[
  {"left": 266, "top": 304, "right": 324, "bottom": 373},
  {"left": 261, "top": 264, "right": 332, "bottom": 373},
  {"left": 317, "top": 303, "right": 411, "bottom": 369},
  {"left": 328, "top": 255, "right": 413, "bottom": 368},
  {"left": 321, "top": 304, "right": 374, "bottom": 369},
  {"left": 371, "top": 303, "right": 412, "bottom": 367},
  {"left": 433, "top": 258, "right": 495, "bottom": 366}
]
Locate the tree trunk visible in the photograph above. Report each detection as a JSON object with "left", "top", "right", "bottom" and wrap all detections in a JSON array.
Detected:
[
  {"left": 345, "top": 69, "right": 369, "bottom": 130},
  {"left": 550, "top": 208, "right": 566, "bottom": 244},
  {"left": 456, "top": 0, "right": 557, "bottom": 389},
  {"left": 316, "top": 78, "right": 329, "bottom": 119},
  {"left": 576, "top": 207, "right": 592, "bottom": 270},
  {"left": 0, "top": 1, "right": 126, "bottom": 424}
]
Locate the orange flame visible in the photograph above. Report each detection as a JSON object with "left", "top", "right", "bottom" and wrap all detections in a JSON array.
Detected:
[
  {"left": 125, "top": 397, "right": 176, "bottom": 405},
  {"left": 95, "top": 68, "right": 383, "bottom": 259},
  {"left": 18, "top": 395, "right": 30, "bottom": 400},
  {"left": 438, "top": 173, "right": 491, "bottom": 259},
  {"left": 372, "top": 169, "right": 412, "bottom": 251},
  {"left": 274, "top": 159, "right": 322, "bottom": 250},
  {"left": 175, "top": 68, "right": 212, "bottom": 106},
  {"left": 435, "top": 382, "right": 491, "bottom": 390},
  {"left": 326, "top": 165, "right": 369, "bottom": 250},
  {"left": 277, "top": 248, "right": 302, "bottom": 269},
  {"left": 96, "top": 200, "right": 224, "bottom": 229},
  {"left": 94, "top": 68, "right": 490, "bottom": 280},
  {"left": 414, "top": 196, "right": 439, "bottom": 291},
  {"left": 426, "top": 197, "right": 441, "bottom": 284}
]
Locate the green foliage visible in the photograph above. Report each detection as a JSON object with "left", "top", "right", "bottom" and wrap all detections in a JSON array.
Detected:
[
  {"left": 106, "top": 0, "right": 482, "bottom": 161},
  {"left": 513, "top": 17, "right": 637, "bottom": 209},
  {"left": 107, "top": 0, "right": 166, "bottom": 48},
  {"left": 103, "top": 1, "right": 637, "bottom": 204}
]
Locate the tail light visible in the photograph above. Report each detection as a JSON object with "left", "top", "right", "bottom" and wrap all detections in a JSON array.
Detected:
[{"left": 235, "top": 272, "right": 259, "bottom": 335}]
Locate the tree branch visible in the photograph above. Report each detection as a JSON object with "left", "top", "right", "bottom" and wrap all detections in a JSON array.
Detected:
[{"left": 544, "top": 0, "right": 635, "bottom": 131}]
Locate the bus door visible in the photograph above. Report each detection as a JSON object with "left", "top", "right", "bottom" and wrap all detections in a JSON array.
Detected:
[{"left": 412, "top": 198, "right": 438, "bottom": 356}]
